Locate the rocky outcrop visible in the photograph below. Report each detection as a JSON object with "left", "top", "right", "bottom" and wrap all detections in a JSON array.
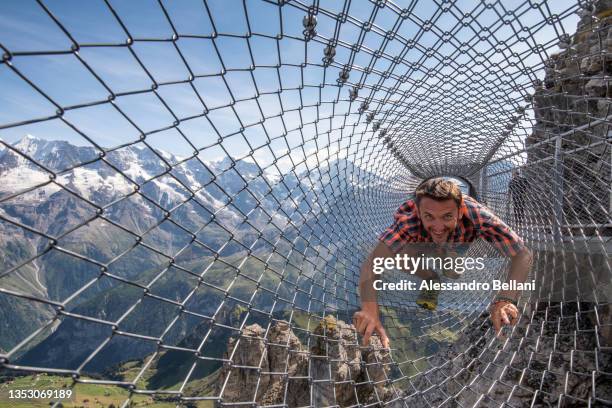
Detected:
[
  {"left": 526, "top": 0, "right": 611, "bottom": 228},
  {"left": 310, "top": 316, "right": 393, "bottom": 406},
  {"left": 216, "top": 324, "right": 270, "bottom": 404},
  {"left": 216, "top": 316, "right": 393, "bottom": 407}
]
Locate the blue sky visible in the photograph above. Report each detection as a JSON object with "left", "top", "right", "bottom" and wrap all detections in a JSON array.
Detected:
[{"left": 0, "top": 0, "right": 579, "bottom": 168}]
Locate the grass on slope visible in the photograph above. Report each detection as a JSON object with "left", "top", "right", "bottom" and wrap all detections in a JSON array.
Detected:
[{"left": 0, "top": 372, "right": 216, "bottom": 408}]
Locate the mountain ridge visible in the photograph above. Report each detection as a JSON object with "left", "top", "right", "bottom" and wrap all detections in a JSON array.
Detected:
[{"left": 0, "top": 134, "right": 385, "bottom": 373}]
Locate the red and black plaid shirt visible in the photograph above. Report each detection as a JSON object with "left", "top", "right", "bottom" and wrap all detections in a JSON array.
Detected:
[{"left": 379, "top": 195, "right": 525, "bottom": 257}]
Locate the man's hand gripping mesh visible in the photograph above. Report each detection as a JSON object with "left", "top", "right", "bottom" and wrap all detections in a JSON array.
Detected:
[
  {"left": 356, "top": 241, "right": 393, "bottom": 348},
  {"left": 489, "top": 300, "right": 519, "bottom": 337},
  {"left": 353, "top": 306, "right": 391, "bottom": 348}
]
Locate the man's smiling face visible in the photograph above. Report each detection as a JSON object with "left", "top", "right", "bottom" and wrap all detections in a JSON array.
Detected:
[{"left": 417, "top": 197, "right": 461, "bottom": 244}]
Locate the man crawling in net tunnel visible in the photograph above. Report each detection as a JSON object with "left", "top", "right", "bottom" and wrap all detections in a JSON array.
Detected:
[{"left": 353, "top": 177, "right": 533, "bottom": 348}]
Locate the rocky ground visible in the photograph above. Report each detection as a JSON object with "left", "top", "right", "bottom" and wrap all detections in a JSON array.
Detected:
[{"left": 215, "top": 304, "right": 610, "bottom": 407}]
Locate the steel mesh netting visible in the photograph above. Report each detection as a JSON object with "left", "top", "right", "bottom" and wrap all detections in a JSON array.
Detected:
[{"left": 0, "top": 0, "right": 610, "bottom": 407}]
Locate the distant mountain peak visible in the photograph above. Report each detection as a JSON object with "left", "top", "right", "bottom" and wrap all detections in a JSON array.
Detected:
[
  {"left": 20, "top": 134, "right": 37, "bottom": 141},
  {"left": 15, "top": 133, "right": 43, "bottom": 148}
]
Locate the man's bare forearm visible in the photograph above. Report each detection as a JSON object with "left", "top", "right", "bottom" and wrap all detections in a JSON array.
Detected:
[
  {"left": 359, "top": 241, "right": 393, "bottom": 307},
  {"left": 359, "top": 242, "right": 440, "bottom": 305},
  {"left": 500, "top": 247, "right": 533, "bottom": 301},
  {"left": 354, "top": 241, "right": 394, "bottom": 348}
]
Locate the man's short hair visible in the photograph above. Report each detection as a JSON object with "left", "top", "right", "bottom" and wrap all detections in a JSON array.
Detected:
[{"left": 415, "top": 177, "right": 463, "bottom": 208}]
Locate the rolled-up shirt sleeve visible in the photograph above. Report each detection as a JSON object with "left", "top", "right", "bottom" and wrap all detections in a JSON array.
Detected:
[
  {"left": 477, "top": 207, "right": 526, "bottom": 257},
  {"left": 378, "top": 200, "right": 420, "bottom": 253}
]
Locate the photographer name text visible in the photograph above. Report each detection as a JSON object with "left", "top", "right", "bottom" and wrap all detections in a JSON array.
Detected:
[{"left": 372, "top": 279, "right": 536, "bottom": 291}]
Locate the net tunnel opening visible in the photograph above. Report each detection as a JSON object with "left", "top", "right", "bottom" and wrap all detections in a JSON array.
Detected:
[{"left": 0, "top": 0, "right": 610, "bottom": 407}]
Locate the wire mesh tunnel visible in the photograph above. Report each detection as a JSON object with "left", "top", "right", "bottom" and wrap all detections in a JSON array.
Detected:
[{"left": 0, "top": 0, "right": 611, "bottom": 407}]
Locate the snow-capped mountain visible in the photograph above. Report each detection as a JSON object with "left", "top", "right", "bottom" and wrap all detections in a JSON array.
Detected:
[
  {"left": 0, "top": 136, "right": 353, "bottom": 288},
  {"left": 0, "top": 135, "right": 316, "bottom": 356},
  {"left": 0, "top": 136, "right": 395, "bottom": 267},
  {"left": 1, "top": 136, "right": 296, "bottom": 219},
  {"left": 0, "top": 135, "right": 392, "bottom": 262},
  {"left": 1, "top": 135, "right": 388, "bottom": 212},
  {"left": 0, "top": 135, "right": 392, "bottom": 368}
]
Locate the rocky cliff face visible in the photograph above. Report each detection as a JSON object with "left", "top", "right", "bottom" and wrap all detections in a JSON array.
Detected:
[
  {"left": 216, "top": 316, "right": 393, "bottom": 407},
  {"left": 216, "top": 308, "right": 611, "bottom": 407},
  {"left": 526, "top": 0, "right": 611, "bottom": 227}
]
